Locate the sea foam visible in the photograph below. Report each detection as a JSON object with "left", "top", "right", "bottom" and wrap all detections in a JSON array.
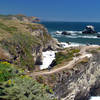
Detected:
[
  {"left": 54, "top": 30, "right": 99, "bottom": 39},
  {"left": 40, "top": 51, "right": 56, "bottom": 70},
  {"left": 90, "top": 96, "right": 100, "bottom": 100}
]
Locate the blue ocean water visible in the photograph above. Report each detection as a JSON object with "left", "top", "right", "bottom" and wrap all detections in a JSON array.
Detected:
[{"left": 40, "top": 22, "right": 100, "bottom": 45}]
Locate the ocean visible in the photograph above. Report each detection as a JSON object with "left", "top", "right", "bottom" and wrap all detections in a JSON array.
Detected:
[{"left": 40, "top": 21, "right": 100, "bottom": 45}]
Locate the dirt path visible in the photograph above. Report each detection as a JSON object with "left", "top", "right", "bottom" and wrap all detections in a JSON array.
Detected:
[{"left": 31, "top": 45, "right": 99, "bottom": 76}]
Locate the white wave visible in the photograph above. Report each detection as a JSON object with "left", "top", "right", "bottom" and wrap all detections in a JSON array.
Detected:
[
  {"left": 71, "top": 33, "right": 77, "bottom": 36},
  {"left": 60, "top": 42, "right": 85, "bottom": 48},
  {"left": 54, "top": 30, "right": 100, "bottom": 38},
  {"left": 55, "top": 31, "right": 62, "bottom": 34},
  {"left": 54, "top": 30, "right": 82, "bottom": 35},
  {"left": 97, "top": 32, "right": 100, "bottom": 34},
  {"left": 40, "top": 51, "right": 56, "bottom": 70},
  {"left": 78, "top": 35, "right": 98, "bottom": 39},
  {"left": 90, "top": 96, "right": 100, "bottom": 100},
  {"left": 63, "top": 35, "right": 98, "bottom": 39},
  {"left": 65, "top": 35, "right": 78, "bottom": 38},
  {"left": 66, "top": 31, "right": 82, "bottom": 34}
]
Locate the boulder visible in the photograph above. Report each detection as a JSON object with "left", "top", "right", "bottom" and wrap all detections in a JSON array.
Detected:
[
  {"left": 82, "top": 25, "right": 97, "bottom": 34},
  {"left": 62, "top": 31, "right": 71, "bottom": 35},
  {"left": 97, "top": 35, "right": 100, "bottom": 38}
]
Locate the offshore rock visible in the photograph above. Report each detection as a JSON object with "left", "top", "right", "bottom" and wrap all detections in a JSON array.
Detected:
[
  {"left": 82, "top": 25, "right": 97, "bottom": 34},
  {"left": 62, "top": 31, "right": 71, "bottom": 35}
]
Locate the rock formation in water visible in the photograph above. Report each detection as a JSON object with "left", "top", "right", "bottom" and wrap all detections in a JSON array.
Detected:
[
  {"left": 62, "top": 31, "right": 71, "bottom": 35},
  {"left": 55, "top": 31, "right": 71, "bottom": 35},
  {"left": 82, "top": 25, "right": 97, "bottom": 34}
]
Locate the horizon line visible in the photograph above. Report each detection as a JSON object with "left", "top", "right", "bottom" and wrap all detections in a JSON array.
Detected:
[{"left": 40, "top": 20, "right": 100, "bottom": 23}]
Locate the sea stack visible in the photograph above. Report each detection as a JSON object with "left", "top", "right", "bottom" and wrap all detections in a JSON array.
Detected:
[
  {"left": 62, "top": 31, "right": 71, "bottom": 35},
  {"left": 82, "top": 25, "right": 97, "bottom": 34}
]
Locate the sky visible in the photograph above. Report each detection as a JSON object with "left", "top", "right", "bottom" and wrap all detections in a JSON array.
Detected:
[{"left": 0, "top": 0, "right": 100, "bottom": 22}]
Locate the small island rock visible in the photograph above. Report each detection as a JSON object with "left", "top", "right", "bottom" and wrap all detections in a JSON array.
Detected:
[{"left": 82, "top": 25, "right": 97, "bottom": 34}]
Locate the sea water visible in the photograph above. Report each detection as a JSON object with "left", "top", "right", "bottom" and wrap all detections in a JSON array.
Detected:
[{"left": 40, "top": 21, "right": 100, "bottom": 45}]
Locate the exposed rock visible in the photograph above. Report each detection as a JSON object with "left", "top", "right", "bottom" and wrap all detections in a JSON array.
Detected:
[
  {"left": 0, "top": 47, "right": 11, "bottom": 61},
  {"left": 43, "top": 37, "right": 60, "bottom": 51},
  {"left": 97, "top": 34, "right": 100, "bottom": 38},
  {"left": 49, "top": 59, "right": 57, "bottom": 68},
  {"left": 62, "top": 31, "right": 71, "bottom": 35},
  {"left": 82, "top": 25, "right": 97, "bottom": 34},
  {"left": 33, "top": 45, "right": 43, "bottom": 65},
  {"left": 53, "top": 52, "right": 100, "bottom": 100}
]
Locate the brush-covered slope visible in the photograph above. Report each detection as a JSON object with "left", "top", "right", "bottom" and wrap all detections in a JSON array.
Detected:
[
  {"left": 0, "top": 14, "right": 40, "bottom": 22},
  {"left": 0, "top": 15, "right": 59, "bottom": 71}
]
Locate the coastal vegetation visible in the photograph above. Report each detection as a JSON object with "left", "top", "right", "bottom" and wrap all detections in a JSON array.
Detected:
[
  {"left": 0, "top": 14, "right": 40, "bottom": 22},
  {"left": 0, "top": 16, "right": 53, "bottom": 70},
  {"left": 0, "top": 15, "right": 57, "bottom": 100},
  {"left": 87, "top": 47, "right": 100, "bottom": 54},
  {"left": 55, "top": 48, "right": 80, "bottom": 65},
  {"left": 0, "top": 14, "right": 100, "bottom": 100},
  {"left": 0, "top": 61, "right": 55, "bottom": 100}
]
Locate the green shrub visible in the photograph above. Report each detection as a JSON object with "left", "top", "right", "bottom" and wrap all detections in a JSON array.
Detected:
[
  {"left": 1, "top": 33, "right": 41, "bottom": 70},
  {"left": 0, "top": 62, "right": 16, "bottom": 82},
  {"left": 90, "top": 50, "right": 97, "bottom": 54},
  {"left": 0, "top": 77, "right": 54, "bottom": 100},
  {"left": 55, "top": 48, "right": 80, "bottom": 65},
  {"left": 27, "top": 24, "right": 39, "bottom": 30}
]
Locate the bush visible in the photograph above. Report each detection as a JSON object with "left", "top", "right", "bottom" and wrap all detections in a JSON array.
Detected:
[
  {"left": 55, "top": 48, "right": 80, "bottom": 65},
  {"left": 0, "top": 61, "right": 55, "bottom": 100},
  {"left": 1, "top": 33, "right": 40, "bottom": 70},
  {"left": 0, "top": 62, "right": 16, "bottom": 82},
  {"left": 0, "top": 77, "right": 54, "bottom": 100}
]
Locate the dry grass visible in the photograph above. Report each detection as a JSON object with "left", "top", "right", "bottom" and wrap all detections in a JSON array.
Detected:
[{"left": 0, "top": 47, "right": 10, "bottom": 60}]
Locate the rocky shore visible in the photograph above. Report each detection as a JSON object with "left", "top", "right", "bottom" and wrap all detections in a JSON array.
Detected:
[
  {"left": 0, "top": 14, "right": 100, "bottom": 100},
  {"left": 54, "top": 49, "right": 100, "bottom": 100},
  {"left": 33, "top": 46, "right": 100, "bottom": 100}
]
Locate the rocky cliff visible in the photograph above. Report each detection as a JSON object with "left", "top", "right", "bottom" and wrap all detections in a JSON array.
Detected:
[
  {"left": 53, "top": 51, "right": 100, "bottom": 100},
  {"left": 0, "top": 15, "right": 59, "bottom": 71},
  {"left": 0, "top": 14, "right": 40, "bottom": 23}
]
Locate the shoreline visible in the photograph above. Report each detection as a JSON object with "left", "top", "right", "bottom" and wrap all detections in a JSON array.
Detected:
[
  {"left": 40, "top": 42, "right": 99, "bottom": 70},
  {"left": 90, "top": 96, "right": 100, "bottom": 100}
]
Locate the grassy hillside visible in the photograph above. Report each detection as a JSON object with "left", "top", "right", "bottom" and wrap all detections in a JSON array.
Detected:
[
  {"left": 0, "top": 17, "right": 52, "bottom": 70},
  {"left": 0, "top": 61, "right": 55, "bottom": 100},
  {"left": 0, "top": 14, "right": 40, "bottom": 22},
  {"left": 0, "top": 15, "right": 56, "bottom": 100}
]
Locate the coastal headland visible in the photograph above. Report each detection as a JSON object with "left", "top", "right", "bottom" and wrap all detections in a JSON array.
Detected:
[{"left": 0, "top": 14, "right": 100, "bottom": 100}]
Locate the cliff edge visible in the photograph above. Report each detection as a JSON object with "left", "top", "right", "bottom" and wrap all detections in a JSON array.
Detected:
[{"left": 0, "top": 14, "right": 59, "bottom": 71}]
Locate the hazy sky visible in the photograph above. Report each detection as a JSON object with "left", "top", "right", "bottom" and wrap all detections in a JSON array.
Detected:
[{"left": 0, "top": 0, "right": 100, "bottom": 22}]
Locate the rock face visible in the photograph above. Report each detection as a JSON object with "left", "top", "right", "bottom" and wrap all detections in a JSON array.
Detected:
[
  {"left": 62, "top": 31, "right": 71, "bottom": 35},
  {"left": 82, "top": 25, "right": 97, "bottom": 34},
  {"left": 54, "top": 52, "right": 100, "bottom": 100}
]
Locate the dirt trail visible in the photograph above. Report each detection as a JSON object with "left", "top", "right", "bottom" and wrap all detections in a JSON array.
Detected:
[{"left": 31, "top": 45, "right": 99, "bottom": 76}]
